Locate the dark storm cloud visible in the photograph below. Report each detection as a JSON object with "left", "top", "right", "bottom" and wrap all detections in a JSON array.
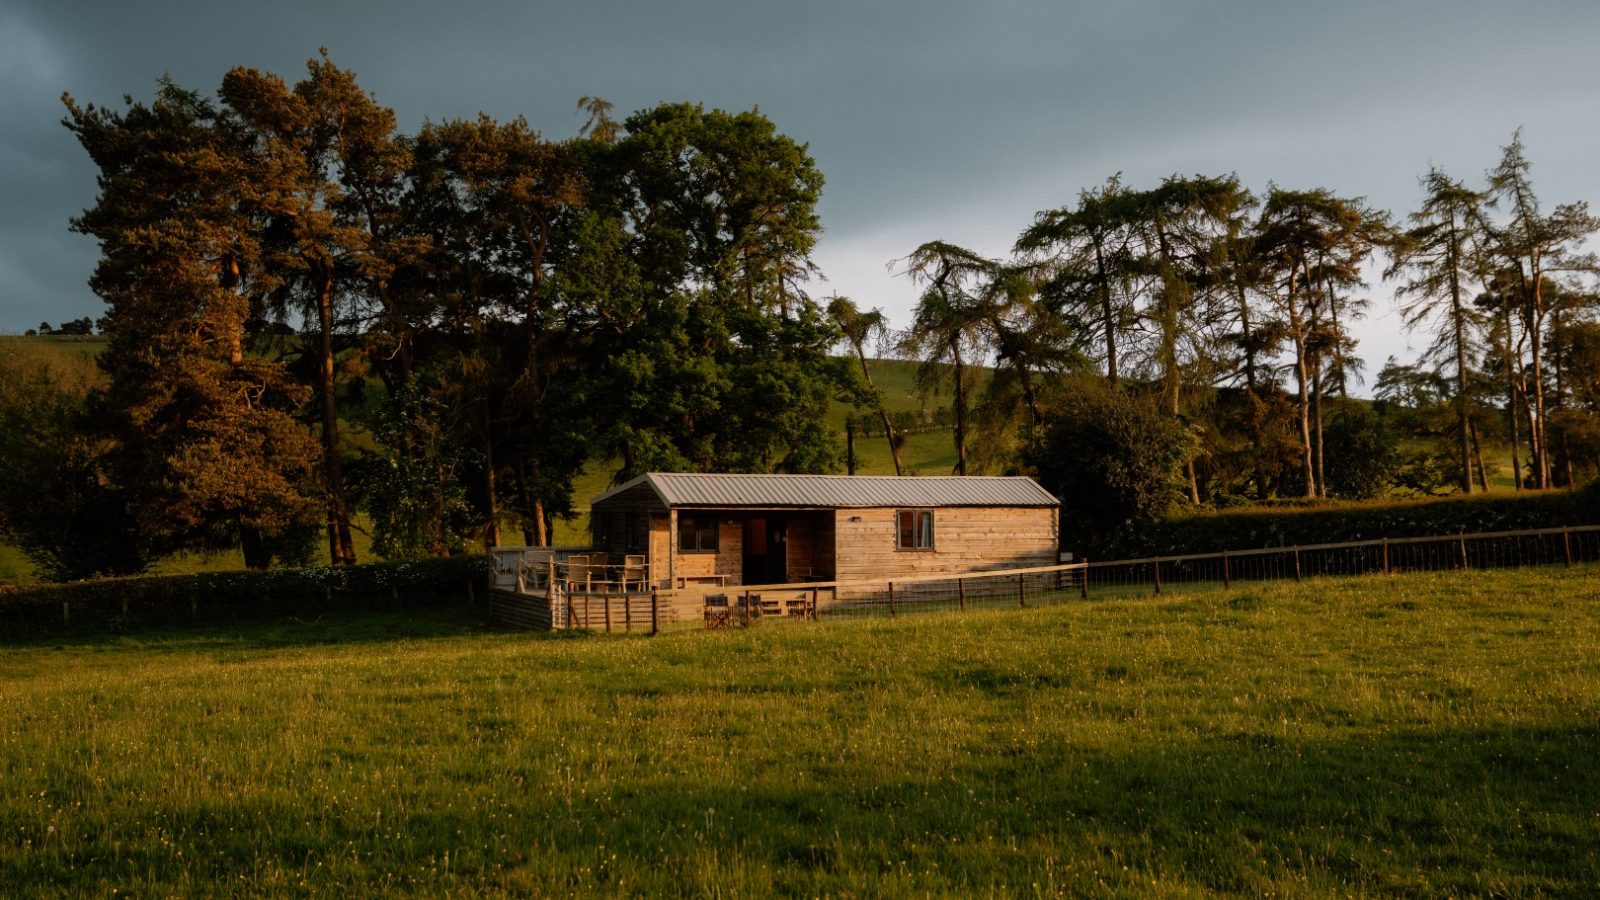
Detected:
[{"left": 3, "top": 0, "right": 1597, "bottom": 372}]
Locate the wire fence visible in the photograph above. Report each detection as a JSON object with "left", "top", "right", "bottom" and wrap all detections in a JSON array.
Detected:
[
  {"left": 1081, "top": 525, "right": 1600, "bottom": 598},
  {"left": 489, "top": 524, "right": 1600, "bottom": 634},
  {"left": 816, "top": 566, "right": 1086, "bottom": 622}
]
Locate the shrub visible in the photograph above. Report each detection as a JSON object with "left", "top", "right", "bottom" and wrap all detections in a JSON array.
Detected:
[
  {"left": 1024, "top": 382, "right": 1194, "bottom": 557},
  {"left": 1131, "top": 480, "right": 1600, "bottom": 556},
  {"left": 0, "top": 555, "right": 488, "bottom": 639},
  {"left": 1321, "top": 405, "right": 1400, "bottom": 499}
]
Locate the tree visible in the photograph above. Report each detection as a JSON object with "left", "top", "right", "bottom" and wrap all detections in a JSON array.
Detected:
[
  {"left": 828, "top": 295, "right": 904, "bottom": 475},
  {"left": 589, "top": 102, "right": 846, "bottom": 479},
  {"left": 1255, "top": 188, "right": 1388, "bottom": 498},
  {"left": 895, "top": 241, "right": 995, "bottom": 475},
  {"left": 63, "top": 77, "right": 322, "bottom": 571},
  {"left": 1023, "top": 379, "right": 1192, "bottom": 556},
  {"left": 1485, "top": 132, "right": 1599, "bottom": 488},
  {"left": 356, "top": 379, "right": 473, "bottom": 558},
  {"left": 1130, "top": 174, "right": 1256, "bottom": 503},
  {"left": 220, "top": 53, "right": 412, "bottom": 565},
  {"left": 0, "top": 341, "right": 152, "bottom": 580},
  {"left": 1206, "top": 184, "right": 1281, "bottom": 499},
  {"left": 1016, "top": 175, "right": 1139, "bottom": 384},
  {"left": 969, "top": 265, "right": 1084, "bottom": 472},
  {"left": 1320, "top": 404, "right": 1400, "bottom": 499},
  {"left": 413, "top": 113, "right": 588, "bottom": 545},
  {"left": 1386, "top": 168, "right": 1487, "bottom": 494}
]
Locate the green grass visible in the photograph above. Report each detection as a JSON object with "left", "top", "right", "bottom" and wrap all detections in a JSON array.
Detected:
[{"left": 3, "top": 565, "right": 1598, "bottom": 895}]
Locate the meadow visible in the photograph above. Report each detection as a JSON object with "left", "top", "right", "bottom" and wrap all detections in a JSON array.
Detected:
[{"left": 3, "top": 565, "right": 1597, "bottom": 895}]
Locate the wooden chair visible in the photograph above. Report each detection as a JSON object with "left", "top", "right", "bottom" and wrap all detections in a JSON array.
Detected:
[
  {"left": 703, "top": 593, "right": 731, "bottom": 629},
  {"left": 622, "top": 555, "right": 648, "bottom": 593},
  {"left": 784, "top": 596, "right": 811, "bottom": 619},
  {"left": 591, "top": 554, "right": 623, "bottom": 593}
]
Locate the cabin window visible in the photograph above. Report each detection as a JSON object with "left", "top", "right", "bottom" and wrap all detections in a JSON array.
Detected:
[
  {"left": 896, "top": 509, "right": 935, "bottom": 550},
  {"left": 679, "top": 514, "right": 720, "bottom": 552},
  {"left": 624, "top": 512, "right": 647, "bottom": 553}
]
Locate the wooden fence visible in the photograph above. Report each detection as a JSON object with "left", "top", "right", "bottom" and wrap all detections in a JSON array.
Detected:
[{"left": 488, "top": 561, "right": 1092, "bottom": 634}]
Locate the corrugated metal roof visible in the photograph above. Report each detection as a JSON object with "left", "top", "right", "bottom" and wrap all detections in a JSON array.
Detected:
[{"left": 592, "top": 473, "right": 1058, "bottom": 508}]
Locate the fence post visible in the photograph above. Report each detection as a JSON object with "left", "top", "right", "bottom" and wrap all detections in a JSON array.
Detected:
[
  {"left": 742, "top": 591, "right": 751, "bottom": 627},
  {"left": 1080, "top": 562, "right": 1089, "bottom": 600},
  {"left": 1293, "top": 547, "right": 1302, "bottom": 582},
  {"left": 1382, "top": 537, "right": 1390, "bottom": 576},
  {"left": 1564, "top": 529, "right": 1573, "bottom": 567},
  {"left": 1018, "top": 572, "right": 1026, "bottom": 607},
  {"left": 651, "top": 589, "right": 659, "bottom": 635},
  {"left": 1153, "top": 559, "right": 1162, "bottom": 595},
  {"left": 546, "top": 559, "right": 556, "bottom": 604},
  {"left": 605, "top": 594, "right": 612, "bottom": 633},
  {"left": 957, "top": 578, "right": 966, "bottom": 611},
  {"left": 810, "top": 586, "right": 819, "bottom": 621},
  {"left": 1458, "top": 533, "right": 1469, "bottom": 570},
  {"left": 888, "top": 582, "right": 896, "bottom": 617},
  {"left": 1222, "top": 549, "right": 1231, "bottom": 588},
  {"left": 624, "top": 593, "right": 632, "bottom": 633},
  {"left": 62, "top": 600, "right": 69, "bottom": 626}
]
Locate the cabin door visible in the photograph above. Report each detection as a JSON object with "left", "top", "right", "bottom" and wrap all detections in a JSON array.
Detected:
[{"left": 742, "top": 515, "right": 787, "bottom": 584}]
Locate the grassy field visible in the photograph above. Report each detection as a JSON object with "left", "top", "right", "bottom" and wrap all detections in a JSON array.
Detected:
[{"left": 3, "top": 565, "right": 1597, "bottom": 895}]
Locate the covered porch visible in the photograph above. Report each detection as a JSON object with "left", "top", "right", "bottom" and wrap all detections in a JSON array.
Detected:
[{"left": 654, "top": 508, "right": 838, "bottom": 589}]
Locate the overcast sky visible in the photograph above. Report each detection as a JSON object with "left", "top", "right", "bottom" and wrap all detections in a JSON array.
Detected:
[{"left": 4, "top": 0, "right": 1598, "bottom": 389}]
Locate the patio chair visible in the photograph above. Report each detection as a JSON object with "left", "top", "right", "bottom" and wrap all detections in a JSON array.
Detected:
[{"left": 703, "top": 593, "right": 731, "bottom": 629}]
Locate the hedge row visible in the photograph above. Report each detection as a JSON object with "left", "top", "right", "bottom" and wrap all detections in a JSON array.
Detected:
[
  {"left": 1130, "top": 482, "right": 1600, "bottom": 557},
  {"left": 0, "top": 555, "right": 488, "bottom": 639}
]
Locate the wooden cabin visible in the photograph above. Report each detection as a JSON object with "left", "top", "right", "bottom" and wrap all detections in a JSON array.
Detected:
[{"left": 587, "top": 473, "right": 1060, "bottom": 590}]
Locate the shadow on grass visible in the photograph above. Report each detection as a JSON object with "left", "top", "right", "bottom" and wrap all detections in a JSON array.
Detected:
[
  {"left": 0, "top": 603, "right": 571, "bottom": 653},
  {"left": 4, "top": 721, "right": 1594, "bottom": 894}
]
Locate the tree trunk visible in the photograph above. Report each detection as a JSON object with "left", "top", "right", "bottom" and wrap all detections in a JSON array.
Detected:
[
  {"left": 1093, "top": 238, "right": 1118, "bottom": 384},
  {"left": 845, "top": 419, "right": 856, "bottom": 475},
  {"left": 1469, "top": 419, "right": 1491, "bottom": 492},
  {"left": 515, "top": 457, "right": 535, "bottom": 546},
  {"left": 1551, "top": 309, "right": 1575, "bottom": 487},
  {"left": 952, "top": 345, "right": 967, "bottom": 476},
  {"left": 1312, "top": 363, "right": 1326, "bottom": 498},
  {"left": 1236, "top": 283, "right": 1269, "bottom": 500},
  {"left": 1447, "top": 225, "right": 1472, "bottom": 494},
  {"left": 482, "top": 402, "right": 499, "bottom": 548},
  {"left": 315, "top": 269, "right": 355, "bottom": 566},
  {"left": 1290, "top": 295, "right": 1316, "bottom": 499},
  {"left": 1528, "top": 274, "right": 1550, "bottom": 488},
  {"left": 853, "top": 343, "right": 903, "bottom": 476},
  {"left": 528, "top": 457, "right": 549, "bottom": 547},
  {"left": 1502, "top": 299, "right": 1523, "bottom": 490},
  {"left": 240, "top": 524, "right": 270, "bottom": 570}
]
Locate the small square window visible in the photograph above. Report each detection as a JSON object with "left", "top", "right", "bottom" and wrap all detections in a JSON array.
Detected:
[
  {"left": 679, "top": 514, "right": 719, "bottom": 552},
  {"left": 896, "top": 509, "right": 934, "bottom": 550}
]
